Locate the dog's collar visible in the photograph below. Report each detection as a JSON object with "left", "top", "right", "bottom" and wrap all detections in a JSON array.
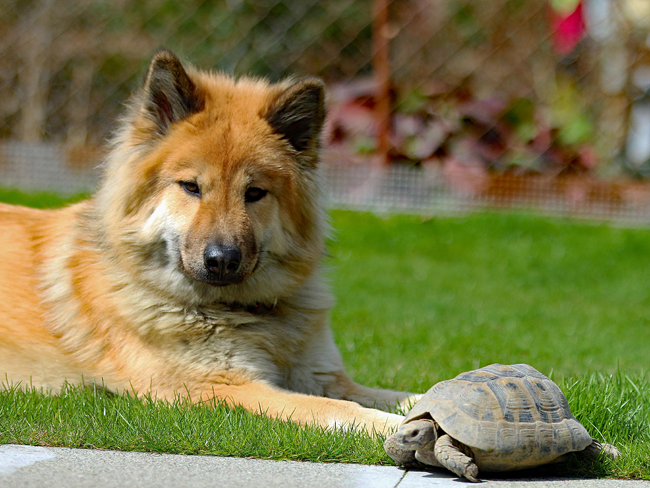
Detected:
[{"left": 225, "top": 299, "right": 278, "bottom": 315}]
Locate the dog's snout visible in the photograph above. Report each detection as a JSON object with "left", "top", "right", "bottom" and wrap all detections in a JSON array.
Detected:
[{"left": 204, "top": 243, "right": 243, "bottom": 283}]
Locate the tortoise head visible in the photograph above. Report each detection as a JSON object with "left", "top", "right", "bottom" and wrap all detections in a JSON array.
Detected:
[{"left": 395, "top": 418, "right": 438, "bottom": 450}]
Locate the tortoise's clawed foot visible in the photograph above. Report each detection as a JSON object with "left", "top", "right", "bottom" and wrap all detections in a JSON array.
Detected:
[
  {"left": 602, "top": 443, "right": 621, "bottom": 460},
  {"left": 415, "top": 449, "right": 479, "bottom": 482},
  {"left": 433, "top": 434, "right": 481, "bottom": 482},
  {"left": 583, "top": 440, "right": 621, "bottom": 460},
  {"left": 450, "top": 460, "right": 479, "bottom": 483}
]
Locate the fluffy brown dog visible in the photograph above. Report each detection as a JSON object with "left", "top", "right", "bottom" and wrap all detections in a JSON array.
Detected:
[{"left": 0, "top": 51, "right": 416, "bottom": 434}]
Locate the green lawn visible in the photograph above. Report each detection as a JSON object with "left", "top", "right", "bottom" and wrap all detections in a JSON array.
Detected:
[
  {"left": 0, "top": 191, "right": 648, "bottom": 479},
  {"left": 329, "top": 211, "right": 650, "bottom": 388},
  {"left": 0, "top": 187, "right": 88, "bottom": 208}
]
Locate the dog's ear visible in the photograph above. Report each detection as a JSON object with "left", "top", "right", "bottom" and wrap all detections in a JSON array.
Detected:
[
  {"left": 141, "top": 50, "right": 203, "bottom": 134},
  {"left": 265, "top": 77, "right": 325, "bottom": 154}
]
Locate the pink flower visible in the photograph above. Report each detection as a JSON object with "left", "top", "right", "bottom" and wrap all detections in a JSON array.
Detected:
[{"left": 548, "top": 0, "right": 585, "bottom": 55}]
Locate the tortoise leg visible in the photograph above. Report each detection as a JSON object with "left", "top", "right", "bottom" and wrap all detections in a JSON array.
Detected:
[
  {"left": 413, "top": 449, "right": 443, "bottom": 468},
  {"left": 582, "top": 439, "right": 621, "bottom": 460},
  {"left": 431, "top": 434, "right": 480, "bottom": 482}
]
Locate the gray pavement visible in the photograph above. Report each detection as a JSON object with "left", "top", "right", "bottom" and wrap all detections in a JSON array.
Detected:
[{"left": 1, "top": 444, "right": 648, "bottom": 488}]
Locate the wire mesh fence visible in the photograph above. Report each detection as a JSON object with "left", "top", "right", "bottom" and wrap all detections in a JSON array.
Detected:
[
  {"left": 322, "top": 163, "right": 650, "bottom": 222},
  {"left": 2, "top": 0, "right": 650, "bottom": 222}
]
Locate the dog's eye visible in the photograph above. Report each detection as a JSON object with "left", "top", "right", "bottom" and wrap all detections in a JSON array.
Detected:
[
  {"left": 245, "top": 187, "right": 268, "bottom": 203},
  {"left": 180, "top": 181, "right": 201, "bottom": 197}
]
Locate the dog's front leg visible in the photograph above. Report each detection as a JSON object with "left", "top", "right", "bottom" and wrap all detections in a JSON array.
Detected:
[
  {"left": 204, "top": 381, "right": 404, "bottom": 436},
  {"left": 290, "top": 313, "right": 422, "bottom": 415},
  {"left": 321, "top": 370, "right": 422, "bottom": 414}
]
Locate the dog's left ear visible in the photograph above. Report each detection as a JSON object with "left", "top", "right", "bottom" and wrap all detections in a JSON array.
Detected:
[
  {"left": 141, "top": 50, "right": 203, "bottom": 134},
  {"left": 265, "top": 78, "right": 325, "bottom": 154}
]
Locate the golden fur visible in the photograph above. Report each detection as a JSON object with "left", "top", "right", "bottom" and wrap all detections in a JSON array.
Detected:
[{"left": 0, "top": 51, "right": 416, "bottom": 434}]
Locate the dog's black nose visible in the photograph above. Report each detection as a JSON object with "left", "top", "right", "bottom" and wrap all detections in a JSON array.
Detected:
[{"left": 204, "top": 244, "right": 242, "bottom": 281}]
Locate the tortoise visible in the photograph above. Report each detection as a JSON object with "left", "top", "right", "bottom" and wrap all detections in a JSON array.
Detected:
[{"left": 384, "top": 363, "right": 620, "bottom": 482}]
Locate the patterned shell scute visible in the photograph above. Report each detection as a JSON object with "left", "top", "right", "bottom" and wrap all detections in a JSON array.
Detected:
[{"left": 408, "top": 364, "right": 592, "bottom": 459}]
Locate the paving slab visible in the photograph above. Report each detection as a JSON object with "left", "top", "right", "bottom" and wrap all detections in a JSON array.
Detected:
[
  {"left": 399, "top": 470, "right": 650, "bottom": 488},
  {"left": 1, "top": 444, "right": 648, "bottom": 488}
]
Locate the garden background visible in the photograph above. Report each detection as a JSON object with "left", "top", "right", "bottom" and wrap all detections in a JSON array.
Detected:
[{"left": 3, "top": 0, "right": 650, "bottom": 222}]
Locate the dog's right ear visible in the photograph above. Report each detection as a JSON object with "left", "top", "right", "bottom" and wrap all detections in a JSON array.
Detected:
[{"left": 140, "top": 50, "right": 204, "bottom": 135}]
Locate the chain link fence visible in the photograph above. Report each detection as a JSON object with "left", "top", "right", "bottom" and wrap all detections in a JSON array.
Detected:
[{"left": 2, "top": 0, "right": 650, "bottom": 221}]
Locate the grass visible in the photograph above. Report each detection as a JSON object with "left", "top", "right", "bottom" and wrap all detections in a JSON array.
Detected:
[
  {"left": 0, "top": 383, "right": 385, "bottom": 464},
  {"left": 0, "top": 187, "right": 88, "bottom": 208},
  {"left": 0, "top": 191, "right": 648, "bottom": 479},
  {"left": 329, "top": 211, "right": 650, "bottom": 387}
]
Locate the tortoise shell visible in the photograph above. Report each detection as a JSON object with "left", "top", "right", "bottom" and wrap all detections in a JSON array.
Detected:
[{"left": 406, "top": 363, "right": 592, "bottom": 470}]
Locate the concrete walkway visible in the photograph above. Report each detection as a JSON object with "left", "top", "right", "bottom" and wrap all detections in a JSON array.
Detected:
[{"left": 1, "top": 444, "right": 648, "bottom": 488}]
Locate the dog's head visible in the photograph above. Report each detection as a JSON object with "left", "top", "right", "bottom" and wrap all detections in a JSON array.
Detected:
[{"left": 97, "top": 50, "right": 328, "bottom": 303}]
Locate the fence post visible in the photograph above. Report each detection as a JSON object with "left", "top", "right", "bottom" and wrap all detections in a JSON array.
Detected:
[{"left": 372, "top": 0, "right": 391, "bottom": 165}]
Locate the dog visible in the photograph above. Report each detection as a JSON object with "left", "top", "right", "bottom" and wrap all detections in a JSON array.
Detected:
[{"left": 0, "top": 50, "right": 417, "bottom": 435}]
